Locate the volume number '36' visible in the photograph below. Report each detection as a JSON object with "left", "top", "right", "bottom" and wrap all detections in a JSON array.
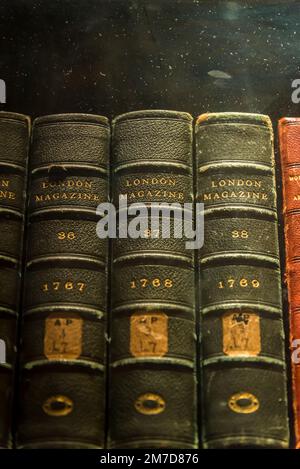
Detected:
[{"left": 57, "top": 231, "right": 76, "bottom": 240}]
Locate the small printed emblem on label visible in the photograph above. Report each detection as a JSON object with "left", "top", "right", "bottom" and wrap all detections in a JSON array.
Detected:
[
  {"left": 222, "top": 311, "right": 261, "bottom": 356},
  {"left": 43, "top": 395, "right": 74, "bottom": 417},
  {"left": 44, "top": 313, "right": 82, "bottom": 360},
  {"left": 134, "top": 393, "right": 166, "bottom": 415},
  {"left": 130, "top": 313, "right": 168, "bottom": 357},
  {"left": 228, "top": 392, "right": 259, "bottom": 414}
]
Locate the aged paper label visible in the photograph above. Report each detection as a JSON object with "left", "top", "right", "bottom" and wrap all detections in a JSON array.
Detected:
[
  {"left": 222, "top": 311, "right": 261, "bottom": 356},
  {"left": 44, "top": 313, "right": 83, "bottom": 360},
  {"left": 130, "top": 313, "right": 168, "bottom": 357}
]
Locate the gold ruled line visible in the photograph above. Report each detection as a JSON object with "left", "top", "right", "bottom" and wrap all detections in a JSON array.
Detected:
[
  {"left": 0, "top": 363, "right": 12, "bottom": 371},
  {"left": 0, "top": 161, "right": 26, "bottom": 172},
  {"left": 200, "top": 252, "right": 279, "bottom": 266},
  {"left": 24, "top": 305, "right": 104, "bottom": 319},
  {"left": 285, "top": 162, "right": 300, "bottom": 168},
  {"left": 111, "top": 357, "right": 194, "bottom": 369},
  {"left": 17, "top": 440, "right": 103, "bottom": 449},
  {"left": 0, "top": 307, "right": 17, "bottom": 317},
  {"left": 113, "top": 161, "right": 192, "bottom": 174},
  {"left": 201, "top": 203, "right": 277, "bottom": 213},
  {"left": 0, "top": 207, "right": 23, "bottom": 218},
  {"left": 202, "top": 436, "right": 288, "bottom": 449},
  {"left": 203, "top": 356, "right": 285, "bottom": 368},
  {"left": 0, "top": 255, "right": 19, "bottom": 265},
  {"left": 198, "top": 161, "right": 272, "bottom": 173},
  {"left": 23, "top": 358, "right": 105, "bottom": 371},
  {"left": 112, "top": 301, "right": 194, "bottom": 316},
  {"left": 202, "top": 302, "right": 282, "bottom": 315},
  {"left": 29, "top": 207, "right": 98, "bottom": 218},
  {"left": 31, "top": 163, "right": 108, "bottom": 175},
  {"left": 26, "top": 255, "right": 106, "bottom": 269},
  {"left": 113, "top": 252, "right": 193, "bottom": 266},
  {"left": 108, "top": 438, "right": 197, "bottom": 449}
]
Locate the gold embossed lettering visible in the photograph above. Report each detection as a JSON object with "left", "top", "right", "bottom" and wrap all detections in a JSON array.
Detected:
[
  {"left": 33, "top": 192, "right": 99, "bottom": 203},
  {"left": 211, "top": 179, "right": 262, "bottom": 188},
  {"left": 41, "top": 281, "right": 86, "bottom": 293},
  {"left": 202, "top": 190, "right": 267, "bottom": 201},
  {"left": 57, "top": 231, "right": 76, "bottom": 240},
  {"left": 218, "top": 278, "right": 260, "bottom": 289},
  {"left": 231, "top": 230, "right": 249, "bottom": 239},
  {"left": 41, "top": 179, "right": 92, "bottom": 190},
  {"left": 130, "top": 278, "right": 173, "bottom": 289},
  {"left": 0, "top": 190, "right": 16, "bottom": 200},
  {"left": 126, "top": 177, "right": 177, "bottom": 187}
]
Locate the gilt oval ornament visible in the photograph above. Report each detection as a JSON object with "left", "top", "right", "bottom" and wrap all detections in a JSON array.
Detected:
[
  {"left": 134, "top": 393, "right": 166, "bottom": 415},
  {"left": 228, "top": 392, "right": 259, "bottom": 414},
  {"left": 43, "top": 395, "right": 74, "bottom": 417}
]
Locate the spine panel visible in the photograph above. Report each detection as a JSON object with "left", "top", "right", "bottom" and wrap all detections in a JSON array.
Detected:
[
  {"left": 0, "top": 112, "right": 30, "bottom": 448},
  {"left": 196, "top": 112, "right": 289, "bottom": 449},
  {"left": 279, "top": 117, "right": 300, "bottom": 448},
  {"left": 17, "top": 114, "right": 109, "bottom": 449},
  {"left": 109, "top": 110, "right": 197, "bottom": 449}
]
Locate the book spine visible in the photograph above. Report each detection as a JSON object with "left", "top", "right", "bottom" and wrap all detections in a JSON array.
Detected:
[
  {"left": 17, "top": 114, "right": 109, "bottom": 448},
  {"left": 196, "top": 112, "right": 289, "bottom": 449},
  {"left": 109, "top": 110, "right": 197, "bottom": 448},
  {"left": 279, "top": 117, "right": 300, "bottom": 448},
  {"left": 0, "top": 112, "right": 30, "bottom": 448}
]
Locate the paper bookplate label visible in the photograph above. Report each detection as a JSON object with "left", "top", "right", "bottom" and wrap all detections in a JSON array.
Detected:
[
  {"left": 130, "top": 313, "right": 168, "bottom": 357},
  {"left": 44, "top": 313, "right": 83, "bottom": 360},
  {"left": 222, "top": 311, "right": 261, "bottom": 356}
]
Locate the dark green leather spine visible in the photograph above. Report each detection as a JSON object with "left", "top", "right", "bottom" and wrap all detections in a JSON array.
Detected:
[
  {"left": 109, "top": 110, "right": 197, "bottom": 448},
  {"left": 196, "top": 112, "right": 289, "bottom": 448},
  {"left": 0, "top": 112, "right": 30, "bottom": 448},
  {"left": 16, "top": 114, "right": 109, "bottom": 448}
]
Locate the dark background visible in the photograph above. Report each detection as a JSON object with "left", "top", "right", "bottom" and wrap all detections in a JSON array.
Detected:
[
  {"left": 0, "top": 0, "right": 298, "bottom": 444},
  {"left": 0, "top": 0, "right": 300, "bottom": 121}
]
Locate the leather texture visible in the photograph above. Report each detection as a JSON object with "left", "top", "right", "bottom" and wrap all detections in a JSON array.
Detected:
[
  {"left": 0, "top": 112, "right": 30, "bottom": 448},
  {"left": 196, "top": 112, "right": 289, "bottom": 449},
  {"left": 109, "top": 110, "right": 197, "bottom": 449},
  {"left": 279, "top": 117, "right": 300, "bottom": 449},
  {"left": 17, "top": 114, "right": 109, "bottom": 448}
]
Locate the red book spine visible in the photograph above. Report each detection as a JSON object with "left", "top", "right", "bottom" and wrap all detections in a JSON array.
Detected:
[{"left": 279, "top": 117, "right": 300, "bottom": 448}]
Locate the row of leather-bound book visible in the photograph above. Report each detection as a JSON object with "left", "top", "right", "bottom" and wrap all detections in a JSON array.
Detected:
[{"left": 0, "top": 110, "right": 299, "bottom": 449}]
